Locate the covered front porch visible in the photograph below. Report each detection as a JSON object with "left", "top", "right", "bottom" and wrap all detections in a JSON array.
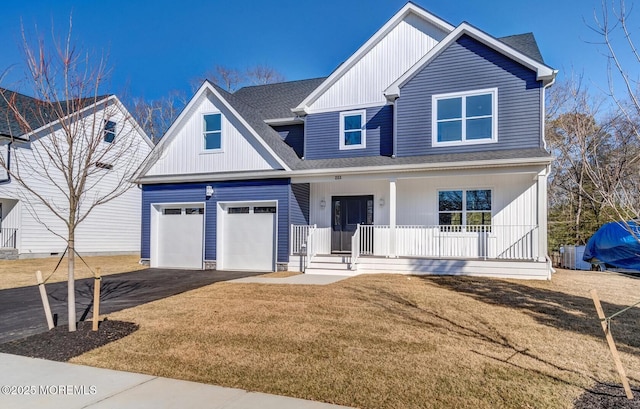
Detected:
[{"left": 288, "top": 165, "right": 551, "bottom": 279}]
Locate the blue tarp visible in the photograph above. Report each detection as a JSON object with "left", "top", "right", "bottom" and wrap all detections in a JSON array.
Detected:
[{"left": 583, "top": 221, "right": 640, "bottom": 270}]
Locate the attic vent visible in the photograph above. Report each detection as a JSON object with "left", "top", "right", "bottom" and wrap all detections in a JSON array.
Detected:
[{"left": 95, "top": 162, "right": 113, "bottom": 170}]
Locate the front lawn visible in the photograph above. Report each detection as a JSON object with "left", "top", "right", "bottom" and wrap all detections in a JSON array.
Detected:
[
  {"left": 71, "top": 269, "right": 640, "bottom": 408},
  {"left": 0, "top": 255, "right": 146, "bottom": 290}
]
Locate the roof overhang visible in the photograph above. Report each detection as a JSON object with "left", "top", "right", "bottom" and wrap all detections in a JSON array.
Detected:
[
  {"left": 135, "top": 155, "right": 553, "bottom": 185},
  {"left": 385, "top": 22, "right": 557, "bottom": 100}
]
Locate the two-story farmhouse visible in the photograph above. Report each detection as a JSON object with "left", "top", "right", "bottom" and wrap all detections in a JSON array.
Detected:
[
  {"left": 0, "top": 90, "right": 152, "bottom": 258},
  {"left": 135, "top": 3, "right": 557, "bottom": 279}
]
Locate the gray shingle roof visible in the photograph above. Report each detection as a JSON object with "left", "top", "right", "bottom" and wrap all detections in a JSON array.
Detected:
[
  {"left": 0, "top": 88, "right": 111, "bottom": 139},
  {"left": 232, "top": 77, "right": 326, "bottom": 120},
  {"left": 498, "top": 33, "right": 545, "bottom": 64}
]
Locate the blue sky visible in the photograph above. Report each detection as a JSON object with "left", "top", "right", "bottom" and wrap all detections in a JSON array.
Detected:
[{"left": 0, "top": 0, "right": 633, "bottom": 101}]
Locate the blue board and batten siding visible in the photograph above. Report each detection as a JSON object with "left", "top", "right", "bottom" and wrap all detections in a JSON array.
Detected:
[
  {"left": 305, "top": 105, "right": 393, "bottom": 159},
  {"left": 141, "top": 179, "right": 308, "bottom": 266},
  {"left": 396, "top": 35, "right": 543, "bottom": 157}
]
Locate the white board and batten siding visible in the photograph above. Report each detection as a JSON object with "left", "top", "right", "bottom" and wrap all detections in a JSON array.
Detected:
[
  {"left": 308, "top": 14, "right": 448, "bottom": 111},
  {"left": 145, "top": 91, "right": 280, "bottom": 177}
]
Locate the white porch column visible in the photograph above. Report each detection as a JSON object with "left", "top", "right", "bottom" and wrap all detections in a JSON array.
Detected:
[
  {"left": 389, "top": 178, "right": 397, "bottom": 258},
  {"left": 536, "top": 170, "right": 548, "bottom": 262}
]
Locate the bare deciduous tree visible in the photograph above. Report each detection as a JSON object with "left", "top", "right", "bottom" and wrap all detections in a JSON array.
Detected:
[
  {"left": 0, "top": 21, "right": 143, "bottom": 331},
  {"left": 130, "top": 91, "right": 187, "bottom": 143},
  {"left": 588, "top": 0, "right": 640, "bottom": 231},
  {"left": 246, "top": 64, "right": 285, "bottom": 85}
]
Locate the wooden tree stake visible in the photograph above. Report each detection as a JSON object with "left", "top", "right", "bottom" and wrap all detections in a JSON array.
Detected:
[
  {"left": 590, "top": 289, "right": 634, "bottom": 399},
  {"left": 92, "top": 267, "right": 101, "bottom": 331},
  {"left": 35, "top": 270, "right": 54, "bottom": 330}
]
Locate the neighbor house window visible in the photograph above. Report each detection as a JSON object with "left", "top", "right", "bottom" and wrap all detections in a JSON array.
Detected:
[
  {"left": 339, "top": 110, "right": 366, "bottom": 150},
  {"left": 104, "top": 120, "right": 116, "bottom": 143},
  {"left": 438, "top": 189, "right": 492, "bottom": 226},
  {"left": 203, "top": 113, "right": 222, "bottom": 151},
  {"left": 432, "top": 88, "right": 497, "bottom": 146}
]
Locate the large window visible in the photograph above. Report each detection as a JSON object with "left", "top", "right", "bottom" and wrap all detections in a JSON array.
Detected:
[
  {"left": 438, "top": 189, "right": 492, "bottom": 226},
  {"left": 339, "top": 110, "right": 366, "bottom": 150},
  {"left": 203, "top": 113, "right": 222, "bottom": 151},
  {"left": 432, "top": 88, "right": 497, "bottom": 146}
]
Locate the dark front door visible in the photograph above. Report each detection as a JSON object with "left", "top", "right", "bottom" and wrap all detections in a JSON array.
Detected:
[{"left": 331, "top": 195, "right": 373, "bottom": 253}]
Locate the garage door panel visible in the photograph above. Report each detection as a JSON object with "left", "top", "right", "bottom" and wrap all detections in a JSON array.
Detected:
[
  {"left": 155, "top": 207, "right": 204, "bottom": 269},
  {"left": 222, "top": 205, "right": 275, "bottom": 271}
]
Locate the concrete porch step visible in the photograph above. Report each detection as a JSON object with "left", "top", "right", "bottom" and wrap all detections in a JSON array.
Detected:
[
  {"left": 305, "top": 254, "right": 356, "bottom": 276},
  {"left": 0, "top": 248, "right": 18, "bottom": 260}
]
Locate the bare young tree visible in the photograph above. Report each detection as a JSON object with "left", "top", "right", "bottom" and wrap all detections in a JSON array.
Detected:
[
  {"left": 588, "top": 0, "right": 640, "bottom": 230},
  {"left": 0, "top": 21, "right": 144, "bottom": 331},
  {"left": 246, "top": 64, "right": 285, "bottom": 85},
  {"left": 130, "top": 90, "right": 187, "bottom": 143}
]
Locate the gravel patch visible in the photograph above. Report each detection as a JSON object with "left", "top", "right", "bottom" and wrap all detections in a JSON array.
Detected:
[
  {"left": 574, "top": 382, "right": 640, "bottom": 408},
  {"left": 0, "top": 320, "right": 138, "bottom": 362}
]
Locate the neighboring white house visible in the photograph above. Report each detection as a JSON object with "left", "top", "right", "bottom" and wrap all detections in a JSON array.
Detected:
[
  {"left": 135, "top": 3, "right": 557, "bottom": 279},
  {"left": 0, "top": 89, "right": 153, "bottom": 258}
]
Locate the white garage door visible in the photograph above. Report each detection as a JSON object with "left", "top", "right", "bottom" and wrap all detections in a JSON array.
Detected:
[
  {"left": 221, "top": 204, "right": 275, "bottom": 271},
  {"left": 156, "top": 206, "right": 204, "bottom": 269}
]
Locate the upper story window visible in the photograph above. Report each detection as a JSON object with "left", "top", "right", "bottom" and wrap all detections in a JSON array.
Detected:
[
  {"left": 104, "top": 120, "right": 116, "bottom": 143},
  {"left": 432, "top": 88, "right": 497, "bottom": 147},
  {"left": 339, "top": 110, "right": 366, "bottom": 150},
  {"left": 438, "top": 189, "right": 492, "bottom": 227},
  {"left": 203, "top": 113, "right": 222, "bottom": 151}
]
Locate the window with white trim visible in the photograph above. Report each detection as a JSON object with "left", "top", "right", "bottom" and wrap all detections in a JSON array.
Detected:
[
  {"left": 438, "top": 189, "right": 492, "bottom": 226},
  {"left": 104, "top": 120, "right": 116, "bottom": 143},
  {"left": 203, "top": 113, "right": 222, "bottom": 151},
  {"left": 432, "top": 88, "right": 497, "bottom": 146},
  {"left": 339, "top": 110, "right": 366, "bottom": 150}
]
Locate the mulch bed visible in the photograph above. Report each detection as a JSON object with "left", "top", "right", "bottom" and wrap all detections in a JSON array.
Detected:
[
  {"left": 574, "top": 382, "right": 640, "bottom": 408},
  {"left": 0, "top": 320, "right": 138, "bottom": 362}
]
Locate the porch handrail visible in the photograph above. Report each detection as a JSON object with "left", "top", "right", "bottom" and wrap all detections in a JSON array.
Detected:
[
  {"left": 0, "top": 227, "right": 17, "bottom": 248},
  {"left": 351, "top": 224, "right": 361, "bottom": 270},
  {"left": 305, "top": 224, "right": 317, "bottom": 270}
]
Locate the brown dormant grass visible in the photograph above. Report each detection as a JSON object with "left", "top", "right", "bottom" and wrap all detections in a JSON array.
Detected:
[
  {"left": 72, "top": 269, "right": 640, "bottom": 409},
  {"left": 0, "top": 255, "right": 146, "bottom": 290}
]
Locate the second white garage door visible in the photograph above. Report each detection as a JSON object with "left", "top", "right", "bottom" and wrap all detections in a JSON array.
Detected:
[{"left": 220, "top": 203, "right": 276, "bottom": 271}]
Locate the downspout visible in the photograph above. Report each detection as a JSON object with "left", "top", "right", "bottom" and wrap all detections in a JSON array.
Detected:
[{"left": 541, "top": 73, "right": 558, "bottom": 279}]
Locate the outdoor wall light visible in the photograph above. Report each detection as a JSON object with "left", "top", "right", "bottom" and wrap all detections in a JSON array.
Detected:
[
  {"left": 379, "top": 198, "right": 385, "bottom": 207},
  {"left": 205, "top": 185, "right": 214, "bottom": 198},
  {"left": 320, "top": 198, "right": 326, "bottom": 209}
]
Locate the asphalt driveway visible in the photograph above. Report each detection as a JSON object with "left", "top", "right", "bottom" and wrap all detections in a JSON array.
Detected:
[{"left": 0, "top": 269, "right": 263, "bottom": 343}]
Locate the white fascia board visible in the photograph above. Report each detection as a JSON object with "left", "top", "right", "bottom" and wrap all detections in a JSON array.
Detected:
[
  {"left": 136, "top": 155, "right": 553, "bottom": 184},
  {"left": 292, "top": 3, "right": 454, "bottom": 115},
  {"left": 385, "top": 23, "right": 557, "bottom": 99}
]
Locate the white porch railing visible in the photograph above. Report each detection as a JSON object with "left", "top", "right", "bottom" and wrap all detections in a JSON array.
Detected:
[
  {"left": 0, "top": 227, "right": 17, "bottom": 248},
  {"left": 291, "top": 224, "right": 539, "bottom": 264},
  {"left": 351, "top": 224, "right": 361, "bottom": 269}
]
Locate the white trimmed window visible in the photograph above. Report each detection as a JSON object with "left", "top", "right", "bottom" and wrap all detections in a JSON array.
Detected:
[
  {"left": 203, "top": 113, "right": 222, "bottom": 151},
  {"left": 438, "top": 189, "right": 492, "bottom": 226},
  {"left": 339, "top": 110, "right": 366, "bottom": 150},
  {"left": 104, "top": 120, "right": 116, "bottom": 143},
  {"left": 432, "top": 88, "right": 497, "bottom": 146}
]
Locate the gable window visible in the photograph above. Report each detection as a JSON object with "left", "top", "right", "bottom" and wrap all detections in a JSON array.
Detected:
[
  {"left": 104, "top": 120, "right": 116, "bottom": 143},
  {"left": 339, "top": 110, "right": 366, "bottom": 150},
  {"left": 432, "top": 88, "right": 497, "bottom": 146},
  {"left": 203, "top": 113, "right": 222, "bottom": 151},
  {"left": 438, "top": 189, "right": 492, "bottom": 227}
]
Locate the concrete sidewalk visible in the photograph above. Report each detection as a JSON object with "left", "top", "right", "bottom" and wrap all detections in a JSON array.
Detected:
[
  {"left": 229, "top": 274, "right": 351, "bottom": 285},
  {"left": 0, "top": 353, "right": 354, "bottom": 409}
]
